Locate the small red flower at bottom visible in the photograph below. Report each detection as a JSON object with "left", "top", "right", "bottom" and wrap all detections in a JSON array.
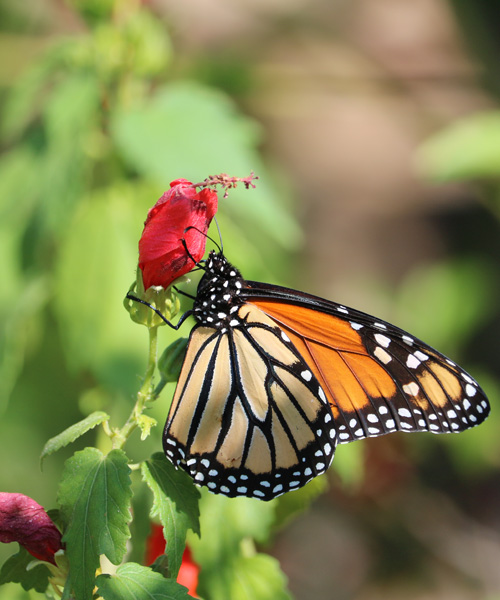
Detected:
[
  {"left": 139, "top": 179, "right": 218, "bottom": 290},
  {"left": 0, "top": 493, "right": 62, "bottom": 565},
  {"left": 145, "top": 523, "right": 199, "bottom": 597},
  {"left": 177, "top": 545, "right": 199, "bottom": 597}
]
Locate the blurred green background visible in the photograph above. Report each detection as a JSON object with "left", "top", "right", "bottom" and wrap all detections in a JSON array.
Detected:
[{"left": 1, "top": 0, "right": 500, "bottom": 599}]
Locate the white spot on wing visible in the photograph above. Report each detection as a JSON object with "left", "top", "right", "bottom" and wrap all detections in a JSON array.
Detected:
[
  {"left": 301, "top": 370, "right": 312, "bottom": 382},
  {"left": 374, "top": 346, "right": 392, "bottom": 364},
  {"left": 466, "top": 384, "right": 476, "bottom": 397},
  {"left": 406, "top": 354, "right": 421, "bottom": 369},
  {"left": 403, "top": 382, "right": 420, "bottom": 396},
  {"left": 374, "top": 333, "right": 391, "bottom": 348}
]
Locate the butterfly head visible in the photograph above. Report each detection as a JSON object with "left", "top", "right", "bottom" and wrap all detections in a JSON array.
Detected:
[{"left": 193, "top": 251, "right": 245, "bottom": 329}]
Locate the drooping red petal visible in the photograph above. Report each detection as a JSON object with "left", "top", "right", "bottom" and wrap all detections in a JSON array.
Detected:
[
  {"left": 0, "top": 493, "right": 62, "bottom": 564},
  {"left": 144, "top": 524, "right": 199, "bottom": 597},
  {"left": 177, "top": 545, "right": 199, "bottom": 598},
  {"left": 138, "top": 180, "right": 218, "bottom": 290},
  {"left": 144, "top": 523, "right": 165, "bottom": 566}
]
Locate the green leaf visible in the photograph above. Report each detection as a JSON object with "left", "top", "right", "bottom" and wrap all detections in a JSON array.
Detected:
[
  {"left": 0, "top": 148, "right": 39, "bottom": 229},
  {"left": 141, "top": 454, "right": 200, "bottom": 577},
  {"left": 417, "top": 110, "right": 500, "bottom": 181},
  {"left": 58, "top": 448, "right": 132, "bottom": 600},
  {"left": 195, "top": 491, "right": 276, "bottom": 563},
  {"left": 231, "top": 554, "right": 290, "bottom": 600},
  {"left": 274, "top": 472, "right": 329, "bottom": 529},
  {"left": 96, "top": 562, "right": 192, "bottom": 600},
  {"left": 112, "top": 80, "right": 259, "bottom": 182},
  {"left": 0, "top": 547, "right": 50, "bottom": 593},
  {"left": 191, "top": 491, "right": 280, "bottom": 600},
  {"left": 0, "top": 42, "right": 66, "bottom": 140},
  {"left": 38, "top": 74, "right": 100, "bottom": 234},
  {"left": 53, "top": 182, "right": 163, "bottom": 393},
  {"left": 199, "top": 552, "right": 290, "bottom": 600},
  {"left": 394, "top": 258, "right": 494, "bottom": 355},
  {"left": 40, "top": 411, "right": 110, "bottom": 466}
]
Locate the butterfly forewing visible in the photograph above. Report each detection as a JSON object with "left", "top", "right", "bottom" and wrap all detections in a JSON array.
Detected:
[
  {"left": 163, "top": 304, "right": 337, "bottom": 500},
  {"left": 247, "top": 292, "right": 489, "bottom": 444}
]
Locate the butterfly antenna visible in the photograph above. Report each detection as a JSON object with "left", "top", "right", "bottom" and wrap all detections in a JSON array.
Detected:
[
  {"left": 173, "top": 285, "right": 196, "bottom": 301},
  {"left": 183, "top": 225, "right": 222, "bottom": 254},
  {"left": 180, "top": 238, "right": 206, "bottom": 270},
  {"left": 213, "top": 216, "right": 223, "bottom": 254}
]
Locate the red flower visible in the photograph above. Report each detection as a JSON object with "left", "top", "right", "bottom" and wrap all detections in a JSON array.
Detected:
[
  {"left": 144, "top": 523, "right": 165, "bottom": 565},
  {"left": 177, "top": 545, "right": 199, "bottom": 597},
  {"left": 139, "top": 179, "right": 218, "bottom": 290},
  {"left": 0, "top": 493, "right": 62, "bottom": 565},
  {"left": 145, "top": 524, "right": 200, "bottom": 597}
]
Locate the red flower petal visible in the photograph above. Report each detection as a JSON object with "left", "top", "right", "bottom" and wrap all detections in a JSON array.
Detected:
[
  {"left": 144, "top": 523, "right": 165, "bottom": 566},
  {"left": 177, "top": 545, "right": 199, "bottom": 598},
  {"left": 0, "top": 493, "right": 62, "bottom": 564},
  {"left": 138, "top": 180, "right": 218, "bottom": 290},
  {"left": 144, "top": 524, "right": 200, "bottom": 597}
]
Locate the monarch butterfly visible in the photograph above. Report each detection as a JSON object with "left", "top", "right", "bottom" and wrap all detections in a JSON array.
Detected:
[{"left": 141, "top": 250, "right": 490, "bottom": 501}]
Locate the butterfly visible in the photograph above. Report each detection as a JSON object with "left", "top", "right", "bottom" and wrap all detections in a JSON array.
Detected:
[{"left": 151, "top": 250, "right": 490, "bottom": 501}]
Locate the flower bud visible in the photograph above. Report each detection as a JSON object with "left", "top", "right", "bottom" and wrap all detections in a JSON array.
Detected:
[
  {"left": 158, "top": 337, "right": 188, "bottom": 383},
  {"left": 124, "top": 267, "right": 181, "bottom": 328},
  {"left": 137, "top": 415, "right": 157, "bottom": 441},
  {"left": 0, "top": 493, "right": 62, "bottom": 565}
]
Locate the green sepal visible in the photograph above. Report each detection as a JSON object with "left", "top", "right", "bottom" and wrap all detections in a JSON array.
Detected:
[{"left": 124, "top": 269, "right": 181, "bottom": 329}]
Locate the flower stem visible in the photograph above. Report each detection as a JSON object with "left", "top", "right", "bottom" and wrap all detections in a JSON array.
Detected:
[{"left": 112, "top": 326, "right": 159, "bottom": 449}]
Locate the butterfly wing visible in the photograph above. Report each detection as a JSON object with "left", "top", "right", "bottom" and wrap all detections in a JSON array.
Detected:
[
  {"left": 163, "top": 304, "right": 337, "bottom": 500},
  {"left": 243, "top": 281, "right": 490, "bottom": 444}
]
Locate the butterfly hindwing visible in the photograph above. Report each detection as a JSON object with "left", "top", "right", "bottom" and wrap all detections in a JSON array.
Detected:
[{"left": 163, "top": 304, "right": 337, "bottom": 500}]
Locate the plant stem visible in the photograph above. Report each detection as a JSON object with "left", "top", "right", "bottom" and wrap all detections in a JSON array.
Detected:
[{"left": 112, "top": 325, "right": 159, "bottom": 449}]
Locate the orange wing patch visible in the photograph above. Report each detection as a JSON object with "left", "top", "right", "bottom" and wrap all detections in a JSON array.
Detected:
[
  {"left": 250, "top": 299, "right": 400, "bottom": 439},
  {"left": 250, "top": 298, "right": 488, "bottom": 443}
]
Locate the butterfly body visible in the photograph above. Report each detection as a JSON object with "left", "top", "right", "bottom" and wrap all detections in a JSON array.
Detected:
[{"left": 162, "top": 251, "right": 489, "bottom": 500}]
